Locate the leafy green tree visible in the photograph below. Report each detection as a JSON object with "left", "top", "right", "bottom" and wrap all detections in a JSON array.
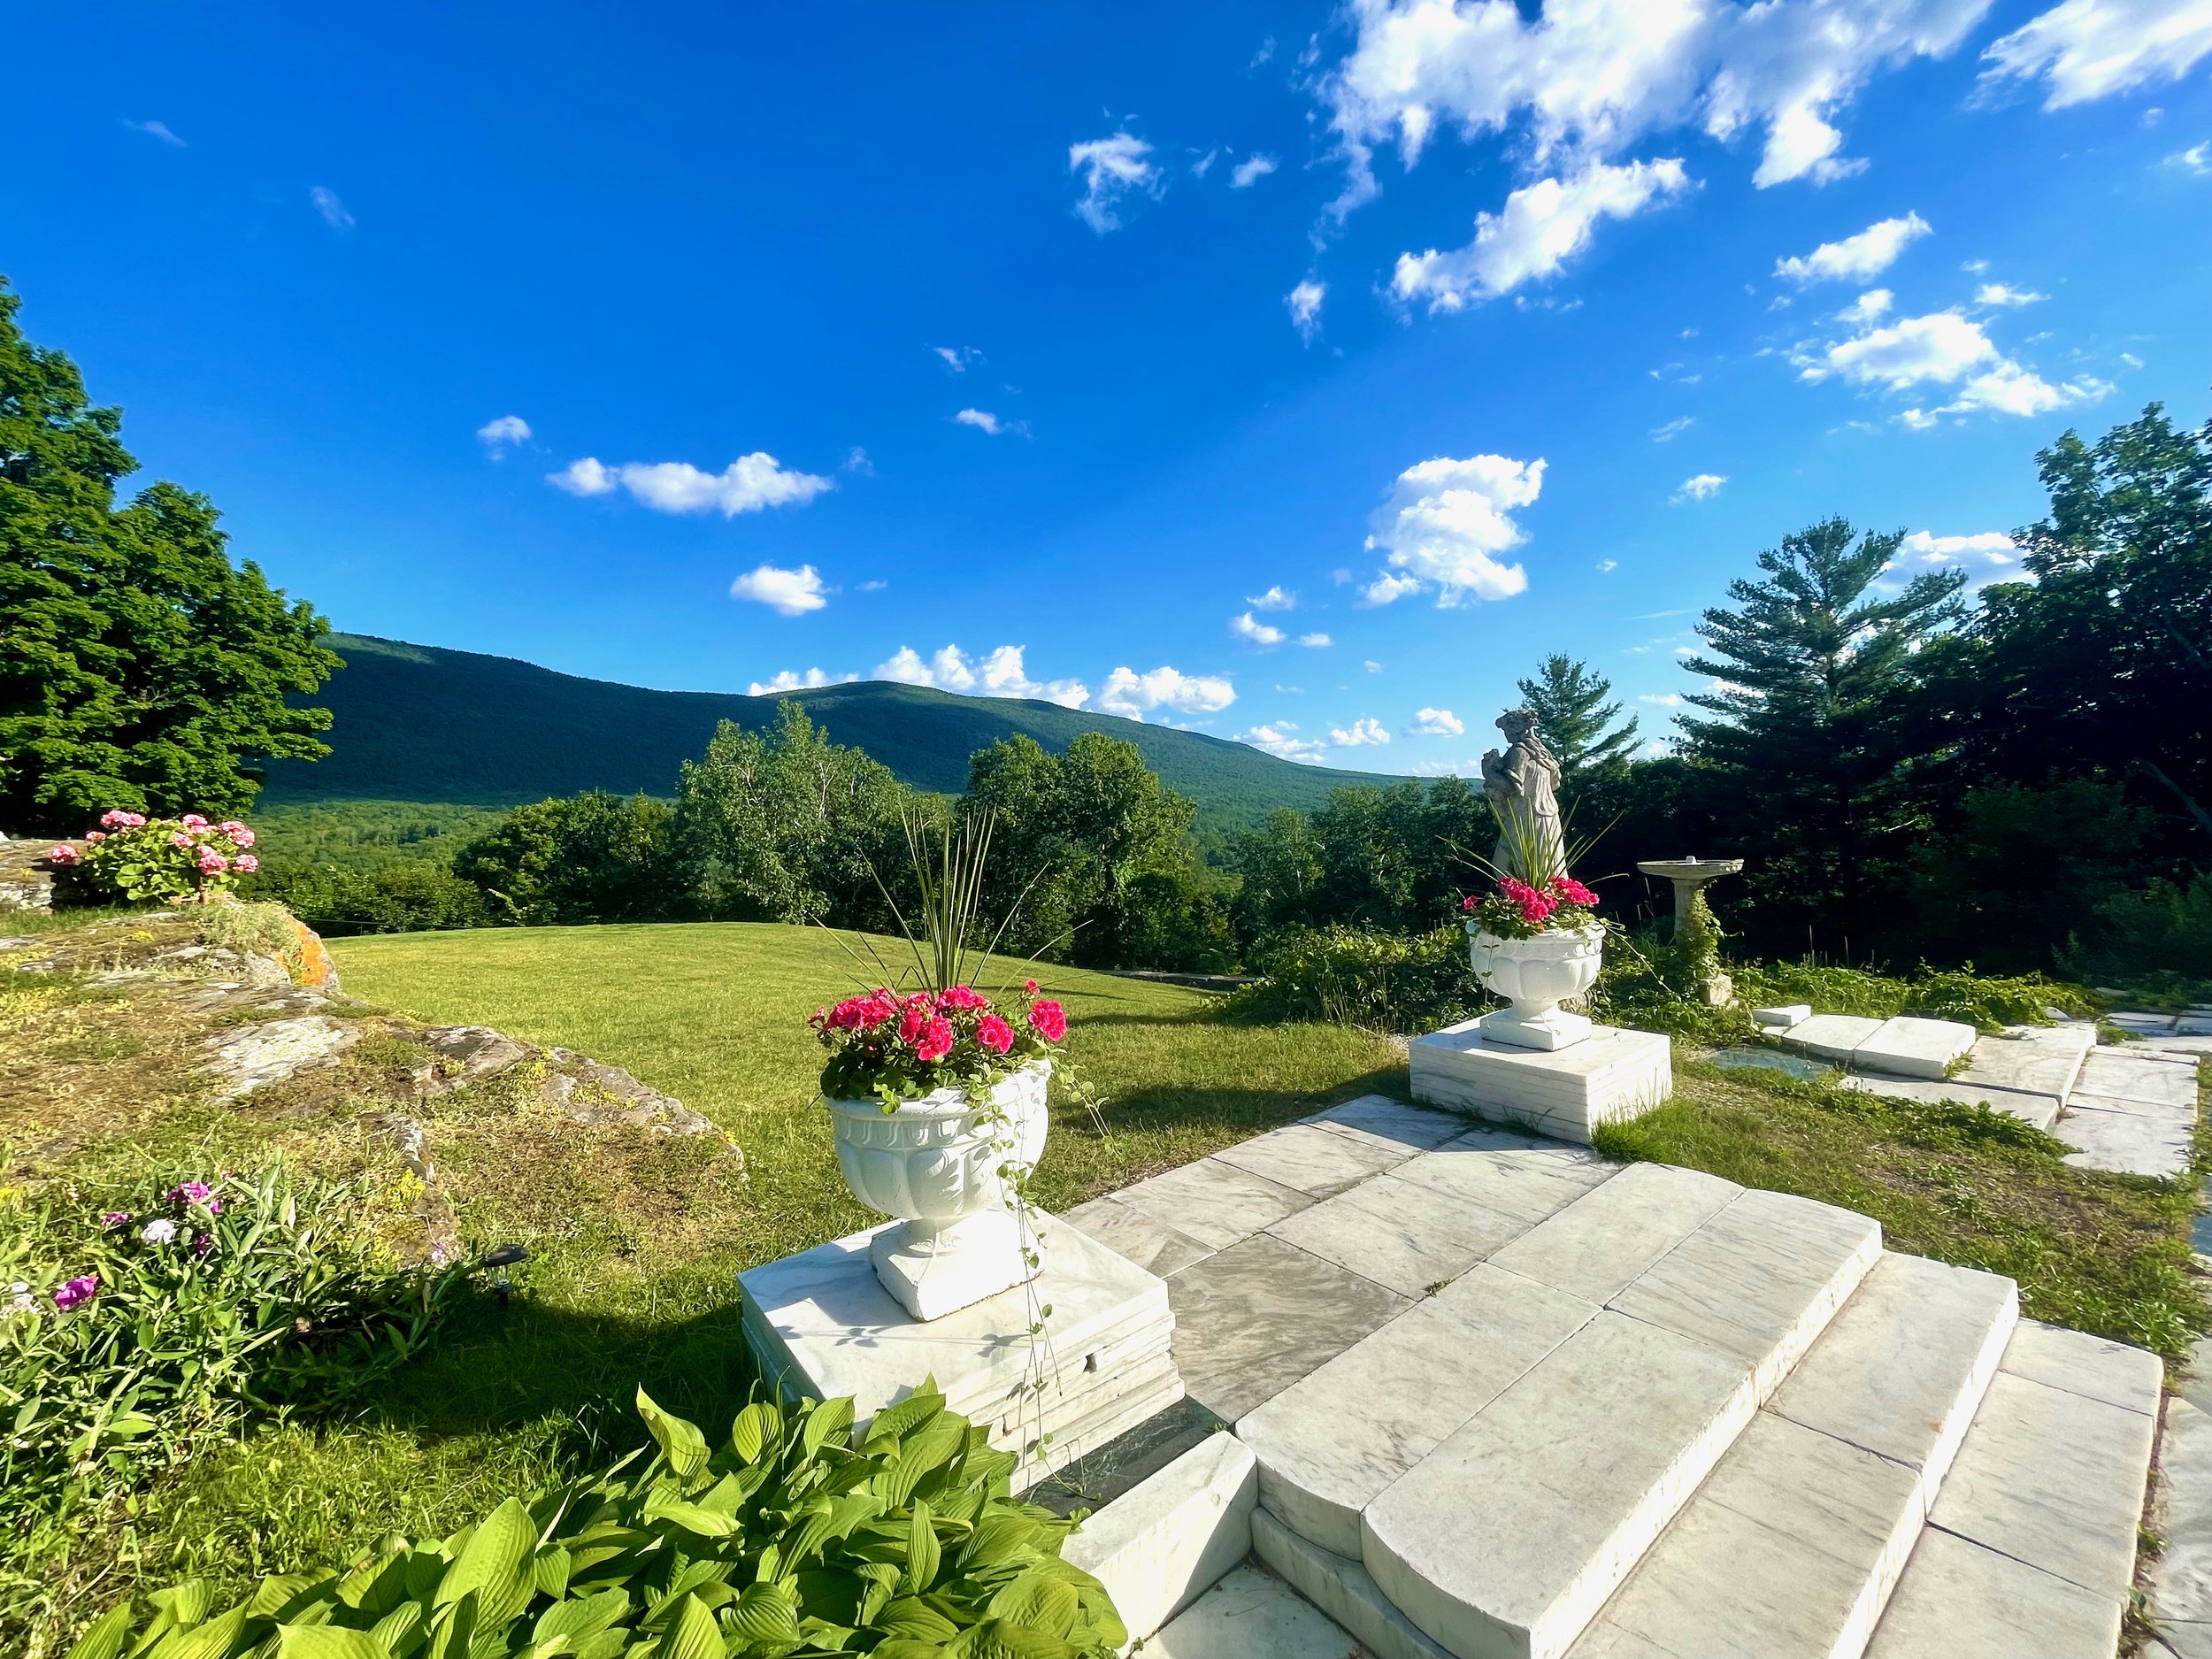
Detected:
[
  {"left": 1306, "top": 776, "right": 1491, "bottom": 935},
  {"left": 1229, "top": 806, "right": 1325, "bottom": 948},
  {"left": 0, "top": 281, "right": 337, "bottom": 833},
  {"left": 1678, "top": 517, "right": 1964, "bottom": 955},
  {"left": 452, "top": 792, "right": 674, "bottom": 925},
  {"left": 1516, "top": 655, "right": 1639, "bottom": 780}
]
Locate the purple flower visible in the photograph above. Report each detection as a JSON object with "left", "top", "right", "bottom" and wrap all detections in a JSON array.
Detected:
[
  {"left": 100, "top": 1210, "right": 132, "bottom": 1228},
  {"left": 166, "top": 1181, "right": 213, "bottom": 1209},
  {"left": 191, "top": 1235, "right": 214, "bottom": 1259},
  {"left": 52, "top": 1274, "right": 98, "bottom": 1312}
]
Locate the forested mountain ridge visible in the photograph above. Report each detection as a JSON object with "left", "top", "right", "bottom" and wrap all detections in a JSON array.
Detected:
[{"left": 257, "top": 634, "right": 1402, "bottom": 833}]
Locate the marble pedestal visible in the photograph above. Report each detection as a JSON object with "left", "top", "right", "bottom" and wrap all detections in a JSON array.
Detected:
[
  {"left": 740, "top": 1213, "right": 1184, "bottom": 1489},
  {"left": 870, "top": 1210, "right": 1038, "bottom": 1323},
  {"left": 1409, "top": 1018, "right": 1672, "bottom": 1143}
]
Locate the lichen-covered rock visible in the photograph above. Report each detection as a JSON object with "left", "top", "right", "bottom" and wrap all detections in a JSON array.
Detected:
[
  {"left": 541, "top": 1047, "right": 717, "bottom": 1136},
  {"left": 421, "top": 1025, "right": 531, "bottom": 1082},
  {"left": 202, "top": 1015, "right": 365, "bottom": 1095}
]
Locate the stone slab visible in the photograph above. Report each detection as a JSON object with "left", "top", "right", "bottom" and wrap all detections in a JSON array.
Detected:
[
  {"left": 1999, "top": 1318, "right": 2162, "bottom": 1417},
  {"left": 1866, "top": 1525, "right": 2122, "bottom": 1659},
  {"left": 1392, "top": 1140, "right": 1617, "bottom": 1225},
  {"left": 1266, "top": 1169, "right": 1548, "bottom": 1300},
  {"left": 1110, "top": 1156, "right": 1313, "bottom": 1251},
  {"left": 1361, "top": 1309, "right": 1759, "bottom": 1659},
  {"left": 1853, "top": 1015, "right": 1979, "bottom": 1080},
  {"left": 1213, "top": 1121, "right": 1414, "bottom": 1199},
  {"left": 1254, "top": 1507, "right": 1455, "bottom": 1659},
  {"left": 1783, "top": 1013, "right": 1886, "bottom": 1064},
  {"left": 1062, "top": 1430, "right": 1256, "bottom": 1645},
  {"left": 2077, "top": 1048, "right": 2202, "bottom": 1108},
  {"left": 1060, "top": 1194, "right": 1215, "bottom": 1279},
  {"left": 1569, "top": 1412, "right": 1922, "bottom": 1659},
  {"left": 1166, "top": 1233, "right": 1409, "bottom": 1424},
  {"left": 2058, "top": 1099, "right": 2195, "bottom": 1178},
  {"left": 1487, "top": 1162, "right": 1740, "bottom": 1307},
  {"left": 1410, "top": 1019, "right": 1673, "bottom": 1143},
  {"left": 739, "top": 1216, "right": 1171, "bottom": 1440},
  {"left": 1768, "top": 1250, "right": 2017, "bottom": 1486},
  {"left": 2150, "top": 1393, "right": 2212, "bottom": 1632},
  {"left": 1238, "top": 1263, "right": 1598, "bottom": 1557},
  {"left": 1930, "top": 1368, "right": 2156, "bottom": 1601},
  {"left": 1839, "top": 1070, "right": 2062, "bottom": 1129},
  {"left": 1606, "top": 1187, "right": 1881, "bottom": 1395},
  {"left": 1148, "top": 1562, "right": 1365, "bottom": 1659},
  {"left": 1303, "top": 1092, "right": 1471, "bottom": 1154},
  {"left": 1750, "top": 1003, "right": 1811, "bottom": 1027},
  {"left": 2108, "top": 1011, "right": 2181, "bottom": 1032},
  {"left": 1953, "top": 1025, "right": 2094, "bottom": 1102}
]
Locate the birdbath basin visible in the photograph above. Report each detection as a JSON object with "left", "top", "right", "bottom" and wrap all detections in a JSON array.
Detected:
[{"left": 1635, "top": 857, "right": 1745, "bottom": 938}]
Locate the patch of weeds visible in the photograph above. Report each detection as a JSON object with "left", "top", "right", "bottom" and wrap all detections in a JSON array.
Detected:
[
  {"left": 196, "top": 900, "right": 306, "bottom": 977},
  {"left": 1730, "top": 960, "right": 2097, "bottom": 1032}
]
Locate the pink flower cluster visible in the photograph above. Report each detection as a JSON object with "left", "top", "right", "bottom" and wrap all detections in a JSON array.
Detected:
[
  {"left": 1463, "top": 872, "right": 1603, "bottom": 937},
  {"left": 811, "top": 980, "right": 1071, "bottom": 1086},
  {"left": 60, "top": 811, "right": 260, "bottom": 895}
]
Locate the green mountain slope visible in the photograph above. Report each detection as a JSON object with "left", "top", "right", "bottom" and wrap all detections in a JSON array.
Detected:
[{"left": 258, "top": 634, "right": 1405, "bottom": 833}]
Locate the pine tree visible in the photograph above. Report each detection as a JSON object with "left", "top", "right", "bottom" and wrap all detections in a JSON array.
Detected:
[{"left": 1516, "top": 655, "right": 1639, "bottom": 779}]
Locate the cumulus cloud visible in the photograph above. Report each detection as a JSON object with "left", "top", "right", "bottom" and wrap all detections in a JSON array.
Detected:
[
  {"left": 551, "top": 453, "right": 834, "bottom": 516},
  {"left": 1640, "top": 692, "right": 1685, "bottom": 706},
  {"left": 123, "top": 118, "right": 185, "bottom": 146},
  {"left": 1230, "top": 153, "right": 1280, "bottom": 188},
  {"left": 1837, "top": 288, "right": 1894, "bottom": 325},
  {"left": 476, "top": 415, "right": 532, "bottom": 456},
  {"left": 1248, "top": 585, "right": 1298, "bottom": 611},
  {"left": 1237, "top": 721, "right": 1328, "bottom": 762},
  {"left": 1795, "top": 304, "right": 2110, "bottom": 424},
  {"left": 1099, "top": 665, "right": 1237, "bottom": 720},
  {"left": 730, "top": 564, "right": 830, "bottom": 617},
  {"left": 1406, "top": 707, "right": 1465, "bottom": 736},
  {"left": 1976, "top": 282, "right": 2047, "bottom": 305},
  {"left": 1069, "top": 131, "right": 1162, "bottom": 233},
  {"left": 1982, "top": 0, "right": 2212, "bottom": 108},
  {"left": 1393, "top": 158, "right": 1692, "bottom": 310},
  {"left": 953, "top": 408, "right": 1028, "bottom": 437},
  {"left": 873, "top": 645, "right": 1091, "bottom": 709},
  {"left": 1231, "top": 612, "right": 1287, "bottom": 647},
  {"left": 1894, "top": 529, "right": 2018, "bottom": 573},
  {"left": 310, "top": 185, "right": 355, "bottom": 232},
  {"left": 1299, "top": 632, "right": 1333, "bottom": 648},
  {"left": 1776, "top": 212, "right": 1932, "bottom": 282},
  {"left": 1672, "top": 472, "right": 1727, "bottom": 502},
  {"left": 1330, "top": 717, "right": 1392, "bottom": 747},
  {"left": 749, "top": 667, "right": 857, "bottom": 695},
  {"left": 1287, "top": 279, "right": 1327, "bottom": 342},
  {"left": 1360, "top": 452, "right": 1542, "bottom": 606}
]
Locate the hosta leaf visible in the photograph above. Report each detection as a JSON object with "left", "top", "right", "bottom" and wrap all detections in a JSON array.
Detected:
[
  {"left": 572, "top": 1635, "right": 628, "bottom": 1659},
  {"left": 800, "top": 1398, "right": 854, "bottom": 1459},
  {"left": 865, "top": 1388, "right": 946, "bottom": 1448},
  {"left": 249, "top": 1577, "right": 333, "bottom": 1623},
  {"left": 151, "top": 1582, "right": 216, "bottom": 1629},
  {"left": 532, "top": 1590, "right": 631, "bottom": 1644},
  {"left": 957, "top": 1518, "right": 1041, "bottom": 1575},
  {"left": 723, "top": 1582, "right": 800, "bottom": 1647},
  {"left": 875, "top": 1599, "right": 958, "bottom": 1643},
  {"left": 274, "top": 1630, "right": 389, "bottom": 1659},
  {"left": 434, "top": 1498, "right": 538, "bottom": 1628},
  {"left": 635, "top": 1389, "right": 710, "bottom": 1482},
  {"left": 65, "top": 1602, "right": 134, "bottom": 1659},
  {"left": 793, "top": 1569, "right": 863, "bottom": 1628},
  {"left": 650, "top": 1596, "right": 718, "bottom": 1659},
  {"left": 946, "top": 1620, "right": 1072, "bottom": 1659},
  {"left": 149, "top": 1609, "right": 249, "bottom": 1659},
  {"left": 984, "top": 1576, "right": 1076, "bottom": 1640},
  {"left": 368, "top": 1604, "right": 422, "bottom": 1653},
  {"left": 533, "top": 1547, "right": 573, "bottom": 1601},
  {"left": 640, "top": 1498, "right": 739, "bottom": 1538},
  {"left": 868, "top": 1646, "right": 947, "bottom": 1659},
  {"left": 903, "top": 1502, "right": 940, "bottom": 1598},
  {"left": 727, "top": 1402, "right": 781, "bottom": 1466}
]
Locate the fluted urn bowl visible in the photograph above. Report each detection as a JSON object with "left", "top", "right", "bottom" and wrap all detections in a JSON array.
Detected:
[
  {"left": 1466, "top": 924, "right": 1605, "bottom": 1050},
  {"left": 827, "top": 1060, "right": 1049, "bottom": 1235}
]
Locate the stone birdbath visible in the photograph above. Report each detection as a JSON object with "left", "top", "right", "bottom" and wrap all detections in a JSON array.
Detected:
[{"left": 1635, "top": 856, "right": 1744, "bottom": 1006}]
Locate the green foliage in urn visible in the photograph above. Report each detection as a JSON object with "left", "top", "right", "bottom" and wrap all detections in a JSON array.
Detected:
[{"left": 72, "top": 1380, "right": 1126, "bottom": 1659}]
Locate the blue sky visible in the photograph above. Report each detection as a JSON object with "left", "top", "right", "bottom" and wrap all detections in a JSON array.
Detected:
[{"left": 8, "top": 2, "right": 2211, "bottom": 775}]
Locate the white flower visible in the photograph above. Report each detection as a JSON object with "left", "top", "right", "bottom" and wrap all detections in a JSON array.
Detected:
[
  {"left": 4, "top": 1282, "right": 33, "bottom": 1316},
  {"left": 140, "top": 1218, "right": 178, "bottom": 1245}
]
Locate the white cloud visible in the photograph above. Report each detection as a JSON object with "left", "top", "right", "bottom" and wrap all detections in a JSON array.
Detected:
[
  {"left": 1598, "top": 557, "right": 1620, "bottom": 572},
  {"left": 1896, "top": 529, "right": 2017, "bottom": 568},
  {"left": 1287, "top": 279, "right": 1327, "bottom": 342},
  {"left": 1393, "top": 158, "right": 1692, "bottom": 310},
  {"left": 1330, "top": 716, "right": 1392, "bottom": 747},
  {"left": 310, "top": 185, "right": 355, "bottom": 232},
  {"left": 953, "top": 408, "right": 1028, "bottom": 437},
  {"left": 1640, "top": 692, "right": 1685, "bottom": 706},
  {"left": 552, "top": 453, "right": 833, "bottom": 516},
  {"left": 1651, "top": 416, "right": 1696, "bottom": 442},
  {"left": 1797, "top": 304, "right": 2111, "bottom": 424},
  {"left": 730, "top": 563, "right": 830, "bottom": 617},
  {"left": 1361, "top": 452, "right": 1542, "bottom": 606},
  {"left": 1100, "top": 665, "right": 1237, "bottom": 720},
  {"left": 1231, "top": 612, "right": 1288, "bottom": 647},
  {"left": 1069, "top": 131, "right": 1162, "bottom": 233},
  {"left": 1672, "top": 472, "right": 1727, "bottom": 502},
  {"left": 749, "top": 667, "right": 856, "bottom": 695},
  {"left": 1320, "top": 0, "right": 1991, "bottom": 213},
  {"left": 1407, "top": 707, "right": 1465, "bottom": 736},
  {"left": 1976, "top": 282, "right": 2047, "bottom": 305},
  {"left": 1982, "top": 0, "right": 2212, "bottom": 108},
  {"left": 874, "top": 645, "right": 1090, "bottom": 709},
  {"left": 1248, "top": 585, "right": 1298, "bottom": 611},
  {"left": 1363, "top": 659, "right": 1385, "bottom": 672},
  {"left": 1837, "top": 288, "right": 1893, "bottom": 325},
  {"left": 1299, "top": 632, "right": 1333, "bottom": 648},
  {"left": 1776, "top": 212, "right": 1932, "bottom": 282},
  {"left": 2170, "top": 140, "right": 2211, "bottom": 172},
  {"left": 934, "top": 345, "right": 983, "bottom": 372},
  {"left": 1237, "top": 721, "right": 1328, "bottom": 762},
  {"left": 1230, "top": 153, "right": 1280, "bottom": 188},
  {"left": 475, "top": 415, "right": 532, "bottom": 456},
  {"left": 123, "top": 118, "right": 185, "bottom": 147}
]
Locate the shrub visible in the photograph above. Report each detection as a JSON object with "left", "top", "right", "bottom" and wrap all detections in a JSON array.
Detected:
[
  {"left": 1729, "top": 959, "right": 2095, "bottom": 1033},
  {"left": 256, "top": 861, "right": 497, "bottom": 935},
  {"left": 1225, "top": 924, "right": 1485, "bottom": 1033},
  {"left": 49, "top": 812, "right": 259, "bottom": 904},
  {"left": 2060, "top": 870, "right": 2212, "bottom": 995},
  {"left": 74, "top": 1381, "right": 1126, "bottom": 1659}
]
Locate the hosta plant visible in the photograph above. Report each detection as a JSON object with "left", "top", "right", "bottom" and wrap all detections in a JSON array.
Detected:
[{"left": 70, "top": 1380, "right": 1125, "bottom": 1659}]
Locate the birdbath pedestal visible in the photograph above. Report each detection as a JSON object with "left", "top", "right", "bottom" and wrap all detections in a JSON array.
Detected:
[{"left": 1635, "top": 857, "right": 1745, "bottom": 1006}]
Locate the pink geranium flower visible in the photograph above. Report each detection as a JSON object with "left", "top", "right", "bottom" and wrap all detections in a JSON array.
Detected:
[
  {"left": 912, "top": 1016, "right": 955, "bottom": 1064},
  {"left": 975, "top": 1014, "right": 1015, "bottom": 1055},
  {"left": 47, "top": 845, "right": 80, "bottom": 865},
  {"left": 1027, "top": 999, "right": 1068, "bottom": 1043}
]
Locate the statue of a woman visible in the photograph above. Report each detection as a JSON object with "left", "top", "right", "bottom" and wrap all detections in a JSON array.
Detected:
[{"left": 1479, "top": 708, "right": 1565, "bottom": 880}]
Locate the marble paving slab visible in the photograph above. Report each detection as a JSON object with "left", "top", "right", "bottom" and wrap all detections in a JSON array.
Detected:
[
  {"left": 1111, "top": 1155, "right": 1314, "bottom": 1251},
  {"left": 2056, "top": 1099, "right": 2195, "bottom": 1178},
  {"left": 1212, "top": 1121, "right": 1415, "bottom": 1200},
  {"left": 1302, "top": 1092, "right": 1472, "bottom": 1154},
  {"left": 1838, "top": 1071, "right": 2061, "bottom": 1129},
  {"left": 2075, "top": 1048, "right": 2202, "bottom": 1108},
  {"left": 1059, "top": 1192, "right": 1215, "bottom": 1278},
  {"left": 1487, "top": 1162, "right": 1740, "bottom": 1307},
  {"left": 1265, "top": 1167, "right": 1562, "bottom": 1298}
]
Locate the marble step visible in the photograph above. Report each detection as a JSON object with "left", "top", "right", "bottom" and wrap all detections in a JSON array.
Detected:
[
  {"left": 1351, "top": 1167, "right": 1883, "bottom": 1659},
  {"left": 1565, "top": 1250, "right": 2018, "bottom": 1659},
  {"left": 1867, "top": 1320, "right": 2162, "bottom": 1659}
]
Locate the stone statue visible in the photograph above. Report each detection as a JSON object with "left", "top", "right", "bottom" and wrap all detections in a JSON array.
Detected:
[{"left": 1479, "top": 708, "right": 1565, "bottom": 880}]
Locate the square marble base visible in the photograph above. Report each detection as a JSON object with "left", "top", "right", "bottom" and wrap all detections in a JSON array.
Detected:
[
  {"left": 1476, "top": 1003, "right": 1592, "bottom": 1052},
  {"left": 870, "top": 1210, "right": 1038, "bottom": 1323},
  {"left": 1409, "top": 1018, "right": 1672, "bottom": 1143},
  {"left": 740, "top": 1213, "right": 1184, "bottom": 1488}
]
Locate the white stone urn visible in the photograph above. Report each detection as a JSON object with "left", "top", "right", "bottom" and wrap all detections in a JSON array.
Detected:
[
  {"left": 1466, "top": 923, "right": 1605, "bottom": 1051},
  {"left": 826, "top": 1059, "right": 1051, "bottom": 1321}
]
